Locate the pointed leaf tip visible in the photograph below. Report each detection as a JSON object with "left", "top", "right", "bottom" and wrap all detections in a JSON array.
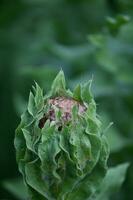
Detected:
[
  {"left": 73, "top": 84, "right": 82, "bottom": 102},
  {"left": 51, "top": 70, "right": 66, "bottom": 95},
  {"left": 34, "top": 82, "right": 43, "bottom": 108},
  {"left": 28, "top": 91, "right": 35, "bottom": 116},
  {"left": 82, "top": 79, "right": 93, "bottom": 103}
]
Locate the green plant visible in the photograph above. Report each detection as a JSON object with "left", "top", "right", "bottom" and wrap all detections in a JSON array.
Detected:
[{"left": 14, "top": 71, "right": 128, "bottom": 200}]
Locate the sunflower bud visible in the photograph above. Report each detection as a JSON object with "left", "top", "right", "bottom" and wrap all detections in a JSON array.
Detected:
[{"left": 14, "top": 70, "right": 109, "bottom": 200}]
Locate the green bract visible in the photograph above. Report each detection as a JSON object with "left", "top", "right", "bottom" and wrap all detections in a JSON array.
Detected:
[{"left": 14, "top": 71, "right": 109, "bottom": 200}]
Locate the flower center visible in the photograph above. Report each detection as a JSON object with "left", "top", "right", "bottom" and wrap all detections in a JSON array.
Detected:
[{"left": 39, "top": 97, "right": 86, "bottom": 129}]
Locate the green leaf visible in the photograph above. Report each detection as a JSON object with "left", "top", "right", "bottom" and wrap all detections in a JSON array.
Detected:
[
  {"left": 81, "top": 80, "right": 93, "bottom": 103},
  {"left": 85, "top": 134, "right": 101, "bottom": 173},
  {"left": 73, "top": 84, "right": 82, "bottom": 101},
  {"left": 25, "top": 159, "right": 54, "bottom": 200},
  {"left": 38, "top": 133, "right": 61, "bottom": 184},
  {"left": 14, "top": 126, "right": 26, "bottom": 163},
  {"left": 20, "top": 110, "right": 34, "bottom": 128},
  {"left": 59, "top": 127, "right": 73, "bottom": 162},
  {"left": 86, "top": 99, "right": 96, "bottom": 118},
  {"left": 2, "top": 178, "right": 28, "bottom": 200},
  {"left": 99, "top": 136, "right": 109, "bottom": 167},
  {"left": 34, "top": 82, "right": 44, "bottom": 112},
  {"left": 51, "top": 70, "right": 66, "bottom": 96},
  {"left": 22, "top": 128, "right": 35, "bottom": 153},
  {"left": 28, "top": 91, "right": 36, "bottom": 116},
  {"left": 67, "top": 163, "right": 106, "bottom": 200},
  {"left": 72, "top": 105, "right": 79, "bottom": 121},
  {"left": 89, "top": 34, "right": 106, "bottom": 47},
  {"left": 106, "top": 15, "right": 130, "bottom": 36},
  {"left": 95, "top": 163, "right": 129, "bottom": 200}
]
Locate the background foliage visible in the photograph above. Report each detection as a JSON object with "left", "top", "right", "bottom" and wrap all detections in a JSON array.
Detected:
[{"left": 0, "top": 0, "right": 133, "bottom": 199}]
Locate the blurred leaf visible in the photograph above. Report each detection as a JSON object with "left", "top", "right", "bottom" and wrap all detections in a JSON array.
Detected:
[
  {"left": 2, "top": 178, "right": 28, "bottom": 200},
  {"left": 95, "top": 163, "right": 129, "bottom": 200},
  {"left": 100, "top": 112, "right": 131, "bottom": 153},
  {"left": 107, "top": 127, "right": 131, "bottom": 153},
  {"left": 106, "top": 15, "right": 130, "bottom": 36}
]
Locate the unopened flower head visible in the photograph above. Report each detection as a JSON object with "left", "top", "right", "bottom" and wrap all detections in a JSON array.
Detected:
[{"left": 14, "top": 70, "right": 109, "bottom": 200}]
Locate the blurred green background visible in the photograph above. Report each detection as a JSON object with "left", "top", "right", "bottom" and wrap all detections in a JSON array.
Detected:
[{"left": 0, "top": 0, "right": 133, "bottom": 199}]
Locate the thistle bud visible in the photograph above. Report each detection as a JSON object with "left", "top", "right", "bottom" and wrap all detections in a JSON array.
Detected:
[{"left": 14, "top": 71, "right": 109, "bottom": 200}]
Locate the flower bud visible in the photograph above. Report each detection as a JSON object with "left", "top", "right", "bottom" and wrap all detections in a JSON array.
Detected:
[{"left": 14, "top": 71, "right": 109, "bottom": 200}]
